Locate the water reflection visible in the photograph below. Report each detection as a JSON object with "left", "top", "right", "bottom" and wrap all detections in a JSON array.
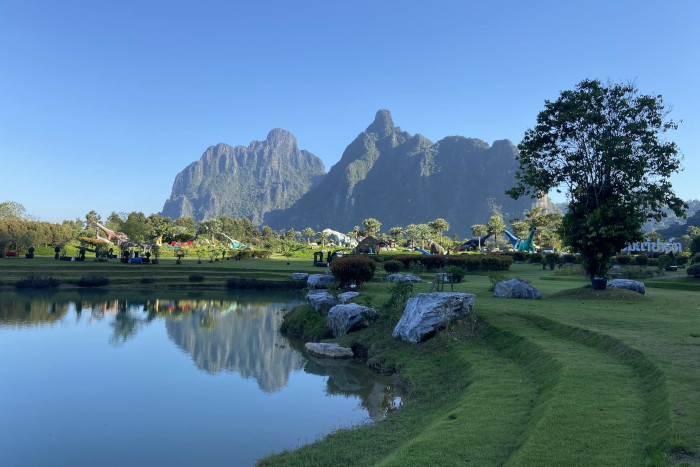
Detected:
[
  {"left": 164, "top": 301, "right": 305, "bottom": 392},
  {"left": 0, "top": 291, "right": 401, "bottom": 421},
  {"left": 303, "top": 355, "right": 402, "bottom": 422}
]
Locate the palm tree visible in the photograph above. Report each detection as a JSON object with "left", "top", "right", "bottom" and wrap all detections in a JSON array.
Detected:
[
  {"left": 471, "top": 224, "right": 488, "bottom": 251},
  {"left": 362, "top": 218, "right": 382, "bottom": 236},
  {"left": 302, "top": 227, "right": 315, "bottom": 244}
]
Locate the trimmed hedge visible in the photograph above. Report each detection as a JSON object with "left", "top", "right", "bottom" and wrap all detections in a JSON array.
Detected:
[
  {"left": 616, "top": 255, "right": 632, "bottom": 265},
  {"left": 15, "top": 275, "right": 60, "bottom": 289},
  {"left": 383, "top": 260, "right": 403, "bottom": 274},
  {"left": 687, "top": 263, "right": 700, "bottom": 277},
  {"left": 512, "top": 251, "right": 526, "bottom": 262},
  {"left": 77, "top": 275, "right": 109, "bottom": 287},
  {"left": 528, "top": 253, "right": 542, "bottom": 264},
  {"left": 238, "top": 250, "right": 273, "bottom": 259},
  {"left": 330, "top": 255, "right": 377, "bottom": 288},
  {"left": 635, "top": 255, "right": 648, "bottom": 266},
  {"left": 393, "top": 254, "right": 513, "bottom": 271}
]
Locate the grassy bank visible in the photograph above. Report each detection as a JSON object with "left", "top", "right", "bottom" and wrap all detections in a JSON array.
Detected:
[{"left": 2, "top": 256, "right": 699, "bottom": 465}]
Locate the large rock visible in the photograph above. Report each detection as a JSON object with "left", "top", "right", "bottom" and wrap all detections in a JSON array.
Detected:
[
  {"left": 392, "top": 292, "right": 476, "bottom": 343},
  {"left": 338, "top": 291, "right": 359, "bottom": 304},
  {"left": 607, "top": 279, "right": 645, "bottom": 294},
  {"left": 306, "top": 290, "right": 338, "bottom": 313},
  {"left": 327, "top": 304, "right": 377, "bottom": 337},
  {"left": 386, "top": 274, "right": 422, "bottom": 283},
  {"left": 304, "top": 342, "right": 354, "bottom": 359},
  {"left": 308, "top": 274, "right": 337, "bottom": 289},
  {"left": 493, "top": 279, "right": 542, "bottom": 299},
  {"left": 292, "top": 272, "right": 309, "bottom": 280}
]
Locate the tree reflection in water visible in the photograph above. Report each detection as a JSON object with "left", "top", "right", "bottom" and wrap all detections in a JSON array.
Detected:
[{"left": 0, "top": 291, "right": 401, "bottom": 420}]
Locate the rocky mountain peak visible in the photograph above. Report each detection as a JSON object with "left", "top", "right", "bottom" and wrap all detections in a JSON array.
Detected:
[
  {"left": 366, "top": 109, "right": 395, "bottom": 137},
  {"left": 265, "top": 128, "right": 297, "bottom": 147}
]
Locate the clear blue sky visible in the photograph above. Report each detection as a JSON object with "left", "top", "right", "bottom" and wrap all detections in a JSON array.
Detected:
[{"left": 1, "top": 0, "right": 698, "bottom": 224}]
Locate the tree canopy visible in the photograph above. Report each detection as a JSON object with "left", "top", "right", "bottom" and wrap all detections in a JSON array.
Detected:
[{"left": 508, "top": 79, "right": 686, "bottom": 278}]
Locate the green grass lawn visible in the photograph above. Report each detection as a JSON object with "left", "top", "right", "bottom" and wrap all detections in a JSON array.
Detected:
[{"left": 2, "top": 256, "right": 699, "bottom": 465}]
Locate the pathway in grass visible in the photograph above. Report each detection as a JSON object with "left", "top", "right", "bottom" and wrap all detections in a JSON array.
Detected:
[{"left": 492, "top": 313, "right": 647, "bottom": 466}]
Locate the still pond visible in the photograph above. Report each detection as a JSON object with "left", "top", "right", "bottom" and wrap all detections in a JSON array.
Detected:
[{"left": 0, "top": 290, "right": 400, "bottom": 466}]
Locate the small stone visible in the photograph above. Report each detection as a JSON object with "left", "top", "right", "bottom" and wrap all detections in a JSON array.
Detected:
[{"left": 304, "top": 342, "right": 354, "bottom": 359}]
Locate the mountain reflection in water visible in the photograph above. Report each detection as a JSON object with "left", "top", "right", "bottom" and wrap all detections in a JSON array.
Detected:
[{"left": 0, "top": 291, "right": 401, "bottom": 422}]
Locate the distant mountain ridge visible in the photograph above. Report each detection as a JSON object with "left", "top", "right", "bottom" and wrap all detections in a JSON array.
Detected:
[
  {"left": 265, "top": 110, "right": 535, "bottom": 234},
  {"left": 161, "top": 129, "right": 325, "bottom": 224}
]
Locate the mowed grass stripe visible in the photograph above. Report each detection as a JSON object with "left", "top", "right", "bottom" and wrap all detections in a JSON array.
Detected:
[
  {"left": 375, "top": 340, "right": 536, "bottom": 466},
  {"left": 492, "top": 313, "right": 647, "bottom": 466}
]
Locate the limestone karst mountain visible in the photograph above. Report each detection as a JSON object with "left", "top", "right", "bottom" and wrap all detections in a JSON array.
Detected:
[
  {"left": 161, "top": 110, "right": 536, "bottom": 234},
  {"left": 265, "top": 110, "right": 536, "bottom": 234},
  {"left": 161, "top": 129, "right": 325, "bottom": 224}
]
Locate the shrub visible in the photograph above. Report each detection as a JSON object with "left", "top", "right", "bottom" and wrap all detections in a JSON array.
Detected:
[
  {"left": 657, "top": 255, "right": 674, "bottom": 271},
  {"left": 691, "top": 236, "right": 700, "bottom": 255},
  {"left": 330, "top": 256, "right": 377, "bottom": 288},
  {"left": 676, "top": 254, "right": 689, "bottom": 266},
  {"left": 529, "top": 253, "right": 542, "bottom": 264},
  {"left": 488, "top": 272, "right": 508, "bottom": 291},
  {"left": 189, "top": 274, "right": 205, "bottom": 282},
  {"left": 647, "top": 258, "right": 659, "bottom": 267},
  {"left": 634, "top": 255, "right": 648, "bottom": 266},
  {"left": 381, "top": 280, "right": 415, "bottom": 324},
  {"left": 77, "top": 275, "right": 109, "bottom": 287},
  {"left": 618, "top": 266, "right": 655, "bottom": 280},
  {"left": 545, "top": 253, "right": 558, "bottom": 270},
  {"left": 564, "top": 254, "right": 577, "bottom": 264},
  {"left": 481, "top": 255, "right": 513, "bottom": 271},
  {"left": 409, "top": 261, "right": 427, "bottom": 275},
  {"left": 383, "top": 260, "right": 403, "bottom": 274},
  {"left": 616, "top": 255, "right": 632, "bottom": 265},
  {"left": 15, "top": 275, "right": 60, "bottom": 289},
  {"left": 280, "top": 304, "right": 331, "bottom": 341},
  {"left": 512, "top": 251, "right": 526, "bottom": 262},
  {"left": 449, "top": 255, "right": 481, "bottom": 271},
  {"left": 445, "top": 265, "right": 466, "bottom": 283},
  {"left": 687, "top": 263, "right": 700, "bottom": 277}
]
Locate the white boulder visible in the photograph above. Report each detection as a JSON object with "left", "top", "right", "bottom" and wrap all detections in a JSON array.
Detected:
[
  {"left": 493, "top": 279, "right": 542, "bottom": 299},
  {"left": 338, "top": 291, "right": 359, "bottom": 304},
  {"left": 306, "top": 290, "right": 338, "bottom": 314},
  {"left": 327, "top": 304, "right": 377, "bottom": 337},
  {"left": 392, "top": 292, "right": 475, "bottom": 343},
  {"left": 292, "top": 272, "right": 309, "bottom": 280},
  {"left": 386, "top": 274, "right": 422, "bottom": 283},
  {"left": 308, "top": 274, "right": 337, "bottom": 289},
  {"left": 607, "top": 279, "right": 645, "bottom": 294},
  {"left": 304, "top": 342, "right": 354, "bottom": 359}
]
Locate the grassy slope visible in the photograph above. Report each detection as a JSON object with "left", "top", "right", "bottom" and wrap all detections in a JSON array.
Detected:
[
  {"left": 262, "top": 263, "right": 700, "bottom": 466},
  {"left": 2, "top": 256, "right": 699, "bottom": 465}
]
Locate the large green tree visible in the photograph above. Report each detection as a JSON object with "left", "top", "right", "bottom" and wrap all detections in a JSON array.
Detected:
[
  {"left": 0, "top": 201, "right": 26, "bottom": 220},
  {"left": 508, "top": 79, "right": 686, "bottom": 279}
]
